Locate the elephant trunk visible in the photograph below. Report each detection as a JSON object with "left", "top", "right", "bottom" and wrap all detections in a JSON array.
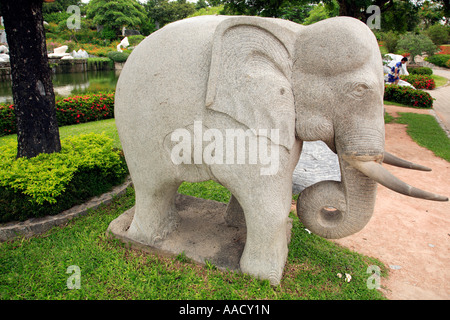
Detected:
[
  {"left": 296, "top": 133, "right": 448, "bottom": 239},
  {"left": 296, "top": 154, "right": 378, "bottom": 239}
]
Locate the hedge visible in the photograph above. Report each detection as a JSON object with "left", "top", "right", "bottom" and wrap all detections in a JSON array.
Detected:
[
  {"left": 384, "top": 85, "right": 434, "bottom": 108},
  {"left": 425, "top": 54, "right": 450, "bottom": 68},
  {"left": 107, "top": 51, "right": 130, "bottom": 63},
  {"left": 409, "top": 67, "right": 433, "bottom": 75},
  {"left": 0, "top": 92, "right": 114, "bottom": 136},
  {"left": 400, "top": 75, "right": 436, "bottom": 90},
  {"left": 0, "top": 133, "right": 128, "bottom": 223}
]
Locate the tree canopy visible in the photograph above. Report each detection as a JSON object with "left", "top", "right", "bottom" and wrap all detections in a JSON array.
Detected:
[{"left": 86, "top": 0, "right": 147, "bottom": 35}]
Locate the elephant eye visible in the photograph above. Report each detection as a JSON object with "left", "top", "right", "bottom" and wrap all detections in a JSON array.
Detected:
[{"left": 345, "top": 82, "right": 372, "bottom": 99}]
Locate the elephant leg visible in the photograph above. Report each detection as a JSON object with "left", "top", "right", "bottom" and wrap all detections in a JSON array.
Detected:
[
  {"left": 224, "top": 194, "right": 245, "bottom": 227},
  {"left": 233, "top": 186, "right": 292, "bottom": 286},
  {"left": 127, "top": 179, "right": 181, "bottom": 246}
]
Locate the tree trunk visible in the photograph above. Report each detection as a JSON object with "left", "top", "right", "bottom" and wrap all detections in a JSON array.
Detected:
[{"left": 2, "top": 0, "right": 61, "bottom": 158}]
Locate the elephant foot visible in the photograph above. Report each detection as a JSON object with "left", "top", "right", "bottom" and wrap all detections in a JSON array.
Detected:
[
  {"left": 239, "top": 219, "right": 290, "bottom": 286},
  {"left": 126, "top": 206, "right": 181, "bottom": 246},
  {"left": 240, "top": 243, "right": 288, "bottom": 286}
]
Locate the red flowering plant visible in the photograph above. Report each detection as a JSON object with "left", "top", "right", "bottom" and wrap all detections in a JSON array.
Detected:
[
  {"left": 400, "top": 75, "right": 436, "bottom": 90},
  {"left": 0, "top": 92, "right": 115, "bottom": 137},
  {"left": 55, "top": 93, "right": 115, "bottom": 126},
  {"left": 384, "top": 85, "right": 434, "bottom": 109},
  {"left": 0, "top": 104, "right": 16, "bottom": 136}
]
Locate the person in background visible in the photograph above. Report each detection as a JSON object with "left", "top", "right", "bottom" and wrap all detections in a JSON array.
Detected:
[{"left": 387, "top": 57, "right": 408, "bottom": 85}]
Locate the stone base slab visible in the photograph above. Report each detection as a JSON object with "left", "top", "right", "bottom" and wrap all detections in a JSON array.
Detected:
[{"left": 107, "top": 194, "right": 247, "bottom": 272}]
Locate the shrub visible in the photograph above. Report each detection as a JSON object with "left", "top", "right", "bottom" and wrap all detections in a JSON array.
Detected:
[
  {"left": 400, "top": 75, "right": 436, "bottom": 90},
  {"left": 384, "top": 85, "right": 434, "bottom": 108},
  {"left": 396, "top": 33, "right": 438, "bottom": 63},
  {"left": 380, "top": 31, "right": 399, "bottom": 53},
  {"left": 127, "top": 35, "right": 145, "bottom": 46},
  {"left": 409, "top": 67, "right": 433, "bottom": 75},
  {"left": 0, "top": 93, "right": 115, "bottom": 136},
  {"left": 425, "top": 54, "right": 450, "bottom": 68},
  {"left": 425, "top": 24, "right": 449, "bottom": 46},
  {"left": 0, "top": 133, "right": 128, "bottom": 223},
  {"left": 107, "top": 51, "right": 130, "bottom": 63}
]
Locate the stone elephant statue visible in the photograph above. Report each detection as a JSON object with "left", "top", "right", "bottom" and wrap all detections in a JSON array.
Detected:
[{"left": 113, "top": 15, "right": 447, "bottom": 285}]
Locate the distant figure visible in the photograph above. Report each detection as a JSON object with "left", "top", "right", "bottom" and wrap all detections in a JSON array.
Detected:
[{"left": 388, "top": 57, "right": 408, "bottom": 85}]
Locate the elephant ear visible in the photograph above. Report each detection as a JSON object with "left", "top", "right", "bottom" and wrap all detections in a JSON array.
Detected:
[{"left": 205, "top": 17, "right": 297, "bottom": 151}]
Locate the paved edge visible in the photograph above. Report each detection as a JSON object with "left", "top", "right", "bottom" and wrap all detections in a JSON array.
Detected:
[{"left": 0, "top": 176, "right": 133, "bottom": 242}]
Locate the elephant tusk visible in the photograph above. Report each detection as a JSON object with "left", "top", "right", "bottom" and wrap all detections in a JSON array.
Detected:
[
  {"left": 343, "top": 156, "right": 448, "bottom": 202},
  {"left": 383, "top": 152, "right": 432, "bottom": 172}
]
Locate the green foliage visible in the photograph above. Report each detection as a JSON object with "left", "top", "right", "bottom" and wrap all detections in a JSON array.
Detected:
[
  {"left": 384, "top": 85, "right": 434, "bottom": 109},
  {"left": 43, "top": 11, "right": 71, "bottom": 24},
  {"left": 144, "top": 0, "right": 196, "bottom": 29},
  {"left": 0, "top": 93, "right": 115, "bottom": 136},
  {"left": 107, "top": 51, "right": 130, "bottom": 63},
  {"left": 101, "top": 26, "right": 118, "bottom": 41},
  {"left": 0, "top": 133, "right": 128, "bottom": 222},
  {"left": 409, "top": 67, "right": 433, "bottom": 75},
  {"left": 424, "top": 24, "right": 450, "bottom": 46},
  {"left": 381, "top": 0, "right": 419, "bottom": 33},
  {"left": 86, "top": 0, "right": 146, "bottom": 37},
  {"left": 418, "top": 0, "right": 444, "bottom": 28},
  {"left": 188, "top": 5, "right": 225, "bottom": 17},
  {"left": 303, "top": 3, "right": 336, "bottom": 25},
  {"left": 425, "top": 54, "right": 450, "bottom": 68},
  {"left": 127, "top": 35, "right": 146, "bottom": 46},
  {"left": 379, "top": 31, "right": 399, "bottom": 53},
  {"left": 278, "top": 3, "right": 313, "bottom": 24},
  {"left": 86, "top": 57, "right": 114, "bottom": 71},
  {"left": 396, "top": 32, "right": 438, "bottom": 63},
  {"left": 400, "top": 75, "right": 436, "bottom": 90}
]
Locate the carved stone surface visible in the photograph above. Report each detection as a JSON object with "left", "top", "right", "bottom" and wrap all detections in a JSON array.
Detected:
[
  {"left": 110, "top": 15, "right": 446, "bottom": 285},
  {"left": 292, "top": 141, "right": 340, "bottom": 194}
]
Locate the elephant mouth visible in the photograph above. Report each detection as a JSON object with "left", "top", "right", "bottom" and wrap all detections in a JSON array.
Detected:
[{"left": 342, "top": 153, "right": 448, "bottom": 202}]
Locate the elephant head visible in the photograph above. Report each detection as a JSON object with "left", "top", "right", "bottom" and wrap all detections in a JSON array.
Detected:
[{"left": 205, "top": 16, "right": 448, "bottom": 239}]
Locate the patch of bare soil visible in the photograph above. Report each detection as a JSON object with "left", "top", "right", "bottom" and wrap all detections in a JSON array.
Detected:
[{"left": 333, "top": 105, "right": 450, "bottom": 300}]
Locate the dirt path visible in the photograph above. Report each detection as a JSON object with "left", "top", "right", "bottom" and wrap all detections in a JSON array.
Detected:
[{"left": 332, "top": 105, "right": 450, "bottom": 300}]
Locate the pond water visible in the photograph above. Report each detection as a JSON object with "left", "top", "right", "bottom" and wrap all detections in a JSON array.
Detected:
[{"left": 0, "top": 70, "right": 120, "bottom": 104}]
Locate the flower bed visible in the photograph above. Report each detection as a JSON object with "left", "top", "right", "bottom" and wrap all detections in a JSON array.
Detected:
[
  {"left": 384, "top": 85, "right": 434, "bottom": 109},
  {"left": 0, "top": 92, "right": 114, "bottom": 136},
  {"left": 400, "top": 75, "right": 436, "bottom": 90}
]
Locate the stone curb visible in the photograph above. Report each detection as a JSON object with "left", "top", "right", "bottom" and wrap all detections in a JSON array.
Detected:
[{"left": 0, "top": 177, "right": 133, "bottom": 242}]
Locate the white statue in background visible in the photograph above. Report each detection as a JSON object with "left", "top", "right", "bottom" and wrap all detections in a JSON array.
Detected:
[{"left": 117, "top": 37, "right": 129, "bottom": 52}]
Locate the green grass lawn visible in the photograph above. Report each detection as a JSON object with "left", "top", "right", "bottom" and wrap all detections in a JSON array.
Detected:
[
  {"left": 396, "top": 112, "right": 450, "bottom": 162},
  {"left": 0, "top": 118, "right": 120, "bottom": 149},
  {"left": 0, "top": 186, "right": 387, "bottom": 300},
  {"left": 0, "top": 118, "right": 388, "bottom": 300},
  {"left": 431, "top": 74, "right": 449, "bottom": 88}
]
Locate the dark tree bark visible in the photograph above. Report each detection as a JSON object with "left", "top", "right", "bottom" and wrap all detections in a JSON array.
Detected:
[{"left": 2, "top": 0, "right": 61, "bottom": 158}]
